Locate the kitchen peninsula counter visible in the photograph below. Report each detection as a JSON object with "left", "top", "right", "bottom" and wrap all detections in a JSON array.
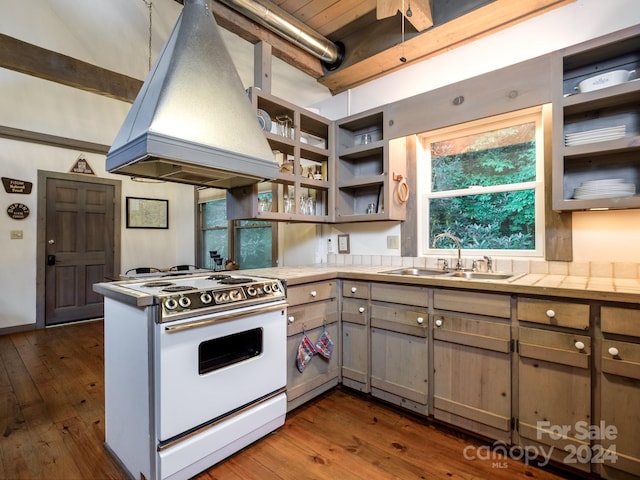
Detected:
[{"left": 243, "top": 264, "right": 640, "bottom": 305}]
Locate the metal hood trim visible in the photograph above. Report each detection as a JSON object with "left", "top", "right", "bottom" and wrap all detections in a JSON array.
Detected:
[{"left": 106, "top": 0, "right": 278, "bottom": 188}]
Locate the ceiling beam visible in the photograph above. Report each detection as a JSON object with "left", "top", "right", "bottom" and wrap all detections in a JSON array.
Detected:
[
  {"left": 319, "top": 0, "right": 577, "bottom": 94},
  {"left": 0, "top": 33, "right": 142, "bottom": 103}
]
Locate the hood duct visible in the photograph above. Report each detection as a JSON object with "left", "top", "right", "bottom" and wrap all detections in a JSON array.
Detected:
[
  {"left": 106, "top": 0, "right": 278, "bottom": 189},
  {"left": 218, "top": 0, "right": 344, "bottom": 70}
]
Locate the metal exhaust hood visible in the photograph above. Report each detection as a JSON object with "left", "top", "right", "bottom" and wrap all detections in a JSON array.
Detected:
[{"left": 106, "top": 0, "right": 278, "bottom": 189}]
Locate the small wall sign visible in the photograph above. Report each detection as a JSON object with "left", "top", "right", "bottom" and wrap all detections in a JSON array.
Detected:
[
  {"left": 7, "top": 203, "right": 30, "bottom": 220},
  {"left": 70, "top": 156, "right": 95, "bottom": 175},
  {"left": 2, "top": 177, "right": 32, "bottom": 194}
]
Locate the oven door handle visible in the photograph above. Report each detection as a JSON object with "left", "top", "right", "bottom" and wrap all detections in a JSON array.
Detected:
[{"left": 163, "top": 303, "right": 287, "bottom": 333}]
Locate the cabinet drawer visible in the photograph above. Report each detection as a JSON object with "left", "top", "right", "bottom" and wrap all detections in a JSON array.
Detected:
[
  {"left": 287, "top": 299, "right": 338, "bottom": 336},
  {"left": 433, "top": 314, "right": 510, "bottom": 353},
  {"left": 342, "top": 297, "right": 368, "bottom": 325},
  {"left": 371, "top": 304, "right": 428, "bottom": 338},
  {"left": 433, "top": 289, "right": 510, "bottom": 318},
  {"left": 371, "top": 283, "right": 428, "bottom": 307},
  {"left": 517, "top": 297, "right": 589, "bottom": 330},
  {"left": 519, "top": 327, "right": 590, "bottom": 369},
  {"left": 602, "top": 339, "right": 640, "bottom": 380},
  {"left": 342, "top": 280, "right": 369, "bottom": 299},
  {"left": 287, "top": 281, "right": 337, "bottom": 306},
  {"left": 601, "top": 306, "right": 640, "bottom": 337}
]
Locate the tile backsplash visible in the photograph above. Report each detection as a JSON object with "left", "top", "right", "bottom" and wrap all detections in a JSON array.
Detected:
[{"left": 327, "top": 254, "right": 639, "bottom": 279}]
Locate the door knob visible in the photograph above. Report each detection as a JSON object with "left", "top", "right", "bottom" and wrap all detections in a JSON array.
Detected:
[{"left": 48, "top": 239, "right": 55, "bottom": 244}]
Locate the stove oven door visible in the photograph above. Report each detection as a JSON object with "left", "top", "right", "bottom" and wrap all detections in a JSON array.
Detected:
[{"left": 155, "top": 302, "right": 287, "bottom": 442}]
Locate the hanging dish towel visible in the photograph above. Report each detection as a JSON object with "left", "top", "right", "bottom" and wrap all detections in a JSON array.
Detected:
[
  {"left": 296, "top": 331, "right": 317, "bottom": 372},
  {"left": 315, "top": 324, "right": 334, "bottom": 360}
]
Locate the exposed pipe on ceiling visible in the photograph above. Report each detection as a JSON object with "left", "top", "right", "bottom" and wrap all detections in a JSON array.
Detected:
[{"left": 218, "top": 0, "right": 344, "bottom": 70}]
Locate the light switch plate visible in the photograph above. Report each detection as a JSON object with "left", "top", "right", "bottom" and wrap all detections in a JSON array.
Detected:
[
  {"left": 387, "top": 235, "right": 399, "bottom": 249},
  {"left": 10, "top": 230, "right": 23, "bottom": 239}
]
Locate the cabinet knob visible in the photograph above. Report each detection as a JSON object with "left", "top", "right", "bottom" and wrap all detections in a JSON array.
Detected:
[
  {"left": 358, "top": 307, "right": 365, "bottom": 314},
  {"left": 574, "top": 341, "right": 585, "bottom": 351},
  {"left": 416, "top": 317, "right": 424, "bottom": 325},
  {"left": 435, "top": 319, "right": 443, "bottom": 327},
  {"left": 608, "top": 347, "right": 619, "bottom": 357},
  {"left": 288, "top": 316, "right": 295, "bottom": 324},
  {"left": 546, "top": 309, "right": 556, "bottom": 318},
  {"left": 310, "top": 290, "right": 317, "bottom": 297},
  {"left": 351, "top": 286, "right": 357, "bottom": 293}
]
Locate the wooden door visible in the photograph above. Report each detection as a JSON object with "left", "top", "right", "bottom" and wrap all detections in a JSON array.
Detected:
[{"left": 45, "top": 177, "right": 115, "bottom": 325}]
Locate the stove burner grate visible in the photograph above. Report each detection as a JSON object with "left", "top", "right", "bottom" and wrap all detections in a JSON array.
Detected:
[
  {"left": 161, "top": 285, "right": 197, "bottom": 292},
  {"left": 143, "top": 281, "right": 174, "bottom": 288},
  {"left": 219, "top": 277, "right": 254, "bottom": 285},
  {"left": 208, "top": 274, "right": 231, "bottom": 281}
]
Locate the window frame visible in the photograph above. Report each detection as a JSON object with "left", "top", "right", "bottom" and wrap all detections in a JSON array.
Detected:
[{"left": 417, "top": 106, "right": 545, "bottom": 258}]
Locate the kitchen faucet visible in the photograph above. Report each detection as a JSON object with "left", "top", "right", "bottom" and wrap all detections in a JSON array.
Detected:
[{"left": 432, "top": 233, "right": 463, "bottom": 270}]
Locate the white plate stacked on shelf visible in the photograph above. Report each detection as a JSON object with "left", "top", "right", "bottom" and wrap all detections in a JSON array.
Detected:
[
  {"left": 573, "top": 178, "right": 636, "bottom": 200},
  {"left": 564, "top": 125, "right": 626, "bottom": 146}
]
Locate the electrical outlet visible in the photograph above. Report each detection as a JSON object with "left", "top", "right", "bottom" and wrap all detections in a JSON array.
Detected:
[
  {"left": 10, "top": 230, "right": 23, "bottom": 240},
  {"left": 387, "top": 235, "right": 399, "bottom": 249}
]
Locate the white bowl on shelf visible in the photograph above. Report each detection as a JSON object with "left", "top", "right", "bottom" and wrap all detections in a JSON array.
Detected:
[{"left": 577, "top": 69, "right": 635, "bottom": 93}]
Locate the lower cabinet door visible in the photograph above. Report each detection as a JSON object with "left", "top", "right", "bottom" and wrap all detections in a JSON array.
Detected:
[
  {"left": 433, "top": 314, "right": 512, "bottom": 443},
  {"left": 370, "top": 326, "right": 428, "bottom": 415},
  {"left": 517, "top": 327, "right": 592, "bottom": 473},
  {"left": 286, "top": 300, "right": 339, "bottom": 411}
]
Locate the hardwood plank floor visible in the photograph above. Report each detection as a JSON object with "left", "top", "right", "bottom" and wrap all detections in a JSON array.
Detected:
[{"left": 0, "top": 320, "right": 578, "bottom": 480}]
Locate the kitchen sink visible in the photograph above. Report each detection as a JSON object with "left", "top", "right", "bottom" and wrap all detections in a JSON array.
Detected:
[
  {"left": 381, "top": 268, "right": 450, "bottom": 276},
  {"left": 380, "top": 268, "right": 522, "bottom": 281},
  {"left": 445, "top": 271, "right": 519, "bottom": 280}
]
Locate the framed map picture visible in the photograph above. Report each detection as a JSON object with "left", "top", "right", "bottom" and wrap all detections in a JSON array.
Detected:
[{"left": 126, "top": 197, "right": 168, "bottom": 229}]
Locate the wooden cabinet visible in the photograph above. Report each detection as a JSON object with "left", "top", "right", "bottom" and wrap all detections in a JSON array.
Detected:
[
  {"left": 370, "top": 283, "right": 429, "bottom": 415},
  {"left": 598, "top": 306, "right": 640, "bottom": 479},
  {"left": 516, "top": 297, "right": 592, "bottom": 473},
  {"left": 341, "top": 280, "right": 370, "bottom": 392},
  {"left": 227, "top": 87, "right": 334, "bottom": 222},
  {"left": 334, "top": 108, "right": 407, "bottom": 221},
  {"left": 285, "top": 281, "right": 339, "bottom": 411},
  {"left": 432, "top": 289, "right": 512, "bottom": 442},
  {"left": 553, "top": 26, "right": 640, "bottom": 211}
]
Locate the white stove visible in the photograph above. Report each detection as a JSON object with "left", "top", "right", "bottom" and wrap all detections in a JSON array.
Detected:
[
  {"left": 118, "top": 273, "right": 286, "bottom": 321},
  {"left": 94, "top": 272, "right": 288, "bottom": 480}
]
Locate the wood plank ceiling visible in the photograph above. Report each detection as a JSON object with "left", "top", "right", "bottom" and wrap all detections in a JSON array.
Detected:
[{"left": 209, "top": 0, "right": 577, "bottom": 94}]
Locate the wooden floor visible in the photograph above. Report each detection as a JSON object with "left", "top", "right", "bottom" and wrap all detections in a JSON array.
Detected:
[{"left": 0, "top": 320, "right": 577, "bottom": 480}]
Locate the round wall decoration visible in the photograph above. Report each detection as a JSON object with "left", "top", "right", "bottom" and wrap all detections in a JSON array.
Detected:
[{"left": 7, "top": 203, "right": 30, "bottom": 220}]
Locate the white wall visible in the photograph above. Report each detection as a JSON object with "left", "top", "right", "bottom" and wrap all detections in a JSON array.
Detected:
[{"left": 313, "top": 0, "right": 640, "bottom": 264}]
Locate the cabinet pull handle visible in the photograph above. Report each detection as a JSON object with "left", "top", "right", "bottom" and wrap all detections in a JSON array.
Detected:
[
  {"left": 435, "top": 319, "right": 443, "bottom": 327},
  {"left": 416, "top": 316, "right": 424, "bottom": 325},
  {"left": 288, "top": 316, "right": 295, "bottom": 324},
  {"left": 608, "top": 347, "right": 619, "bottom": 357},
  {"left": 351, "top": 287, "right": 357, "bottom": 293},
  {"left": 358, "top": 307, "right": 365, "bottom": 314},
  {"left": 574, "top": 341, "right": 585, "bottom": 351},
  {"left": 546, "top": 309, "right": 555, "bottom": 318},
  {"left": 310, "top": 290, "right": 317, "bottom": 297}
]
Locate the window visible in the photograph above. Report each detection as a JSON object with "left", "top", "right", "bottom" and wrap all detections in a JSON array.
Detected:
[
  {"left": 419, "top": 106, "right": 545, "bottom": 256},
  {"left": 199, "top": 192, "right": 276, "bottom": 269}
]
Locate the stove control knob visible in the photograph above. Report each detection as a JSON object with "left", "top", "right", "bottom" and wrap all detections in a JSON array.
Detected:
[
  {"left": 271, "top": 282, "right": 281, "bottom": 292},
  {"left": 165, "top": 298, "right": 178, "bottom": 310},
  {"left": 230, "top": 289, "right": 243, "bottom": 301},
  {"left": 263, "top": 283, "right": 272, "bottom": 293},
  {"left": 200, "top": 292, "right": 212, "bottom": 304},
  {"left": 178, "top": 296, "right": 191, "bottom": 308},
  {"left": 246, "top": 286, "right": 258, "bottom": 297}
]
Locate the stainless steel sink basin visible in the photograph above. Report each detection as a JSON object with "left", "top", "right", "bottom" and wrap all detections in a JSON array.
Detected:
[
  {"left": 445, "top": 271, "right": 517, "bottom": 280},
  {"left": 381, "top": 268, "right": 450, "bottom": 276}
]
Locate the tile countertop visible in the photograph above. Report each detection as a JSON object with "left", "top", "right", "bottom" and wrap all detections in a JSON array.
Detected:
[{"left": 241, "top": 265, "right": 640, "bottom": 305}]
